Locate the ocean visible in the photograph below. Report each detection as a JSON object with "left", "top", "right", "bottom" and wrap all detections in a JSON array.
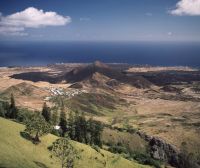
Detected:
[{"left": 0, "top": 41, "right": 200, "bottom": 67}]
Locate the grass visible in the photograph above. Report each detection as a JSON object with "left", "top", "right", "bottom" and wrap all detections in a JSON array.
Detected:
[
  {"left": 64, "top": 92, "right": 127, "bottom": 116},
  {"left": 0, "top": 117, "right": 151, "bottom": 168},
  {"left": 102, "top": 128, "right": 147, "bottom": 153}
]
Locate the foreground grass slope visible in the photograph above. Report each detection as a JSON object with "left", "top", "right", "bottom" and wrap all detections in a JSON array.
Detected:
[{"left": 0, "top": 117, "right": 150, "bottom": 168}]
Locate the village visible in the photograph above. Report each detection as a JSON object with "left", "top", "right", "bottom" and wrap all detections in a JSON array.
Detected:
[{"left": 44, "top": 87, "right": 86, "bottom": 101}]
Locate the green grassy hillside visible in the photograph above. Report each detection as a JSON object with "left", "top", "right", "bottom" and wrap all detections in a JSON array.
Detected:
[{"left": 0, "top": 117, "right": 150, "bottom": 168}]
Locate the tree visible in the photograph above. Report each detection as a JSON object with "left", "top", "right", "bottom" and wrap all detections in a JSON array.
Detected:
[
  {"left": 82, "top": 112, "right": 88, "bottom": 143},
  {"left": 87, "top": 117, "right": 95, "bottom": 145},
  {"left": 0, "top": 103, "right": 5, "bottom": 117},
  {"left": 7, "top": 94, "right": 18, "bottom": 119},
  {"left": 68, "top": 111, "right": 103, "bottom": 147},
  {"left": 51, "top": 136, "right": 78, "bottom": 168},
  {"left": 41, "top": 102, "right": 51, "bottom": 122},
  {"left": 59, "top": 106, "right": 67, "bottom": 137},
  {"left": 0, "top": 101, "right": 9, "bottom": 117},
  {"left": 68, "top": 111, "right": 76, "bottom": 140},
  {"left": 52, "top": 109, "right": 59, "bottom": 125},
  {"left": 74, "top": 111, "right": 82, "bottom": 142},
  {"left": 87, "top": 119, "right": 103, "bottom": 147},
  {"left": 76, "top": 112, "right": 87, "bottom": 143},
  {"left": 25, "top": 113, "right": 51, "bottom": 143},
  {"left": 93, "top": 120, "right": 103, "bottom": 147}
]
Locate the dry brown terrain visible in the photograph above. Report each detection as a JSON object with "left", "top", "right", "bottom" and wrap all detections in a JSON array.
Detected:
[
  {"left": 127, "top": 66, "right": 197, "bottom": 72},
  {"left": 0, "top": 67, "right": 70, "bottom": 110},
  {"left": 0, "top": 64, "right": 200, "bottom": 154}
]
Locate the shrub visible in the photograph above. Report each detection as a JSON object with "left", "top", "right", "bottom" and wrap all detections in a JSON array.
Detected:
[
  {"left": 108, "top": 144, "right": 128, "bottom": 154},
  {"left": 0, "top": 101, "right": 9, "bottom": 117},
  {"left": 17, "top": 108, "right": 34, "bottom": 123},
  {"left": 131, "top": 152, "right": 161, "bottom": 168},
  {"left": 51, "top": 129, "right": 61, "bottom": 137},
  {"left": 92, "top": 145, "right": 100, "bottom": 153},
  {"left": 107, "top": 143, "right": 161, "bottom": 168}
]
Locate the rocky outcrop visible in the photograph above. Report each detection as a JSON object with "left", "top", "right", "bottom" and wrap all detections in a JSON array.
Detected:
[
  {"left": 149, "top": 137, "right": 179, "bottom": 166},
  {"left": 137, "top": 131, "right": 179, "bottom": 167}
]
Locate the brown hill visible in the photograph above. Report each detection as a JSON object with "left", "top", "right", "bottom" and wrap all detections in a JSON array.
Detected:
[
  {"left": 65, "top": 61, "right": 152, "bottom": 88},
  {"left": 0, "top": 82, "right": 49, "bottom": 110},
  {"left": 69, "top": 72, "right": 115, "bottom": 90},
  {"left": 10, "top": 61, "right": 153, "bottom": 88},
  {"left": 64, "top": 61, "right": 113, "bottom": 82},
  {"left": 0, "top": 82, "right": 47, "bottom": 98},
  {"left": 82, "top": 72, "right": 110, "bottom": 87}
]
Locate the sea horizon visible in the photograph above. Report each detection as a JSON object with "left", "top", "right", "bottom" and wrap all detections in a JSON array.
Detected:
[{"left": 1, "top": 41, "right": 200, "bottom": 67}]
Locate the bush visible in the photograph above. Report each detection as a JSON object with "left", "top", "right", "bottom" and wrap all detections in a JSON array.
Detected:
[
  {"left": 92, "top": 145, "right": 100, "bottom": 153},
  {"left": 51, "top": 129, "right": 61, "bottom": 137},
  {"left": 0, "top": 101, "right": 9, "bottom": 117},
  {"left": 177, "top": 142, "right": 200, "bottom": 168},
  {"left": 107, "top": 143, "right": 161, "bottom": 168},
  {"left": 126, "top": 127, "right": 138, "bottom": 134},
  {"left": 131, "top": 152, "right": 161, "bottom": 168},
  {"left": 17, "top": 108, "right": 35, "bottom": 123},
  {"left": 0, "top": 99, "right": 36, "bottom": 124},
  {"left": 105, "top": 142, "right": 112, "bottom": 146},
  {"left": 108, "top": 144, "right": 128, "bottom": 154},
  {"left": 0, "top": 103, "right": 6, "bottom": 117}
]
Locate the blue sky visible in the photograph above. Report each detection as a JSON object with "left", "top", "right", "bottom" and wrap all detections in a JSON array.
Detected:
[{"left": 0, "top": 0, "right": 200, "bottom": 41}]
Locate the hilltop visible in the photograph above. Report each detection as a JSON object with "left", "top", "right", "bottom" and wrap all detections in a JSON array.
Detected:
[
  {"left": 0, "top": 82, "right": 47, "bottom": 98},
  {"left": 10, "top": 61, "right": 153, "bottom": 88},
  {"left": 64, "top": 61, "right": 152, "bottom": 88},
  {"left": 0, "top": 82, "right": 48, "bottom": 110}
]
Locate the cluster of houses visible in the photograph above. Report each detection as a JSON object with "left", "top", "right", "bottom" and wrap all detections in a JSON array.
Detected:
[
  {"left": 50, "top": 87, "right": 65, "bottom": 96},
  {"left": 65, "top": 89, "right": 85, "bottom": 97},
  {"left": 44, "top": 87, "right": 86, "bottom": 101}
]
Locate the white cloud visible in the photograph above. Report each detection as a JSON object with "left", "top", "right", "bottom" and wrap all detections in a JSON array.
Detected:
[
  {"left": 170, "top": 0, "right": 200, "bottom": 16},
  {"left": 0, "top": 7, "right": 71, "bottom": 36}
]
